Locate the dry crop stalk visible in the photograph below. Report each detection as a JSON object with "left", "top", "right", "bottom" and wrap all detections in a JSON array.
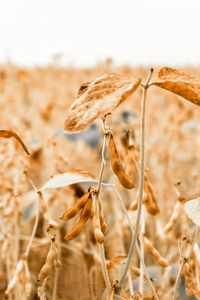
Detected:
[{"left": 119, "top": 69, "right": 154, "bottom": 288}]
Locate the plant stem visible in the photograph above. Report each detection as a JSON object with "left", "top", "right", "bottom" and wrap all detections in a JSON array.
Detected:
[
  {"left": 128, "top": 270, "right": 134, "bottom": 297},
  {"left": 96, "top": 161, "right": 105, "bottom": 198},
  {"left": 25, "top": 195, "right": 40, "bottom": 257},
  {"left": 111, "top": 184, "right": 159, "bottom": 300},
  {"left": 119, "top": 68, "right": 153, "bottom": 287},
  {"left": 96, "top": 117, "right": 112, "bottom": 293},
  {"left": 173, "top": 225, "right": 199, "bottom": 300},
  {"left": 139, "top": 206, "right": 145, "bottom": 296},
  {"left": 52, "top": 230, "right": 61, "bottom": 300},
  {"left": 96, "top": 160, "right": 111, "bottom": 293}
]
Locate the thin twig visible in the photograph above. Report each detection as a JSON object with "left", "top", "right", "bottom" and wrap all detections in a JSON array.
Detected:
[{"left": 119, "top": 68, "right": 154, "bottom": 287}]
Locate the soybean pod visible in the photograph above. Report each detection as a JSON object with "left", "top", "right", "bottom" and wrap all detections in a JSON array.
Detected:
[
  {"left": 109, "top": 133, "right": 135, "bottom": 189},
  {"left": 64, "top": 196, "right": 92, "bottom": 241},
  {"left": 60, "top": 190, "right": 91, "bottom": 221}
]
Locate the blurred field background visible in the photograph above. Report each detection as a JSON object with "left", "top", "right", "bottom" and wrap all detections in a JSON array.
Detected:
[{"left": 1, "top": 61, "right": 200, "bottom": 299}]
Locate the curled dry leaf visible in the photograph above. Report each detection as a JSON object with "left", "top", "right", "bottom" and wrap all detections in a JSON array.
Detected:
[
  {"left": 0, "top": 130, "right": 30, "bottom": 155},
  {"left": 64, "top": 72, "right": 142, "bottom": 133},
  {"left": 41, "top": 169, "right": 97, "bottom": 190},
  {"left": 184, "top": 198, "right": 200, "bottom": 226},
  {"left": 152, "top": 67, "right": 200, "bottom": 106}
]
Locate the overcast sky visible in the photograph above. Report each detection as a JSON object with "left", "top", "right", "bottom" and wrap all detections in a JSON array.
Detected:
[{"left": 0, "top": 0, "right": 200, "bottom": 67}]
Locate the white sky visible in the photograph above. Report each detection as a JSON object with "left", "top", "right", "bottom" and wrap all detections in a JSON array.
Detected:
[{"left": 0, "top": 0, "right": 200, "bottom": 67}]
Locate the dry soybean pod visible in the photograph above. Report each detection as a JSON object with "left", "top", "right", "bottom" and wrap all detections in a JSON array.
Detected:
[
  {"left": 130, "top": 266, "right": 147, "bottom": 280},
  {"left": 147, "top": 181, "right": 160, "bottom": 214},
  {"left": 130, "top": 179, "right": 148, "bottom": 211},
  {"left": 143, "top": 182, "right": 158, "bottom": 215},
  {"left": 143, "top": 235, "right": 169, "bottom": 268},
  {"left": 109, "top": 133, "right": 135, "bottom": 189},
  {"left": 183, "top": 262, "right": 194, "bottom": 297},
  {"left": 60, "top": 190, "right": 91, "bottom": 221},
  {"left": 5, "top": 256, "right": 24, "bottom": 294},
  {"left": 98, "top": 196, "right": 107, "bottom": 234},
  {"left": 22, "top": 259, "right": 31, "bottom": 297},
  {"left": 38, "top": 236, "right": 57, "bottom": 282},
  {"left": 64, "top": 196, "right": 92, "bottom": 241},
  {"left": 91, "top": 195, "right": 105, "bottom": 244},
  {"left": 192, "top": 284, "right": 200, "bottom": 299},
  {"left": 37, "top": 191, "right": 59, "bottom": 229},
  {"left": 130, "top": 192, "right": 139, "bottom": 211},
  {"left": 125, "top": 147, "right": 134, "bottom": 177},
  {"left": 164, "top": 201, "right": 181, "bottom": 234},
  {"left": 143, "top": 196, "right": 158, "bottom": 215}
]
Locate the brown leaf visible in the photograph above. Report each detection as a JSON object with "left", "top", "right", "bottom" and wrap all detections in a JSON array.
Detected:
[
  {"left": 152, "top": 67, "right": 200, "bottom": 106},
  {"left": 41, "top": 169, "right": 97, "bottom": 190},
  {"left": 0, "top": 130, "right": 29, "bottom": 155},
  {"left": 64, "top": 72, "right": 142, "bottom": 133}
]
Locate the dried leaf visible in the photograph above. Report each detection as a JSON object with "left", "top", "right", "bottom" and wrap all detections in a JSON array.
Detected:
[
  {"left": 64, "top": 72, "right": 142, "bottom": 133},
  {"left": 152, "top": 67, "right": 200, "bottom": 106},
  {"left": 184, "top": 198, "right": 200, "bottom": 226},
  {"left": 41, "top": 170, "right": 97, "bottom": 190},
  {"left": 0, "top": 130, "right": 30, "bottom": 154}
]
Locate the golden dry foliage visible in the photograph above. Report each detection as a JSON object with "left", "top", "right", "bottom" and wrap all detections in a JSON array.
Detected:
[
  {"left": 64, "top": 72, "right": 142, "bottom": 133},
  {"left": 2, "top": 64, "right": 200, "bottom": 300},
  {"left": 152, "top": 67, "right": 200, "bottom": 106},
  {"left": 0, "top": 130, "right": 29, "bottom": 155}
]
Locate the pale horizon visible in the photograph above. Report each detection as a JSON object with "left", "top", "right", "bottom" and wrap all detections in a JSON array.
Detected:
[{"left": 0, "top": 0, "right": 200, "bottom": 68}]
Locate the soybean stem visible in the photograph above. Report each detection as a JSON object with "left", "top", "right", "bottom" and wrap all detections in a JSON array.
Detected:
[
  {"left": 96, "top": 120, "right": 112, "bottom": 293},
  {"left": 111, "top": 184, "right": 159, "bottom": 300},
  {"left": 173, "top": 225, "right": 199, "bottom": 300},
  {"left": 119, "top": 68, "right": 153, "bottom": 286},
  {"left": 25, "top": 196, "right": 40, "bottom": 257},
  {"left": 139, "top": 206, "right": 145, "bottom": 296}
]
